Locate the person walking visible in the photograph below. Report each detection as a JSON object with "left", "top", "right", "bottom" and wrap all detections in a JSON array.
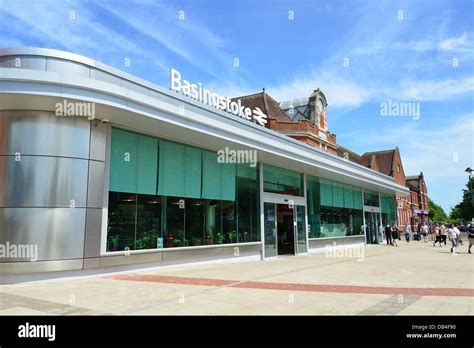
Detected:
[
  {"left": 439, "top": 223, "right": 447, "bottom": 246},
  {"left": 421, "top": 223, "right": 429, "bottom": 243},
  {"left": 403, "top": 224, "right": 411, "bottom": 243},
  {"left": 384, "top": 222, "right": 393, "bottom": 246},
  {"left": 433, "top": 223, "right": 441, "bottom": 246},
  {"left": 454, "top": 224, "right": 463, "bottom": 246},
  {"left": 391, "top": 224, "right": 399, "bottom": 247},
  {"left": 448, "top": 223, "right": 459, "bottom": 255},
  {"left": 467, "top": 222, "right": 474, "bottom": 254}
]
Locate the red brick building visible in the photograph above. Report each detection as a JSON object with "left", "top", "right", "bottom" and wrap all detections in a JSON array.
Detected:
[
  {"left": 406, "top": 173, "right": 429, "bottom": 227},
  {"left": 237, "top": 89, "right": 338, "bottom": 154},
  {"left": 336, "top": 147, "right": 415, "bottom": 228},
  {"left": 236, "top": 88, "right": 428, "bottom": 230}
]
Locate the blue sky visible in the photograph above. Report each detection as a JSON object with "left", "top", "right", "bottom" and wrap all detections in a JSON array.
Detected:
[{"left": 1, "top": 0, "right": 473, "bottom": 213}]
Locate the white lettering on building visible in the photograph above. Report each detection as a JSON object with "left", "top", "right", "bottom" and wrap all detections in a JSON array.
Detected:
[{"left": 170, "top": 68, "right": 268, "bottom": 126}]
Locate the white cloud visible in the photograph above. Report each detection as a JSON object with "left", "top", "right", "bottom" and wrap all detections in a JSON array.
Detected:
[
  {"left": 267, "top": 70, "right": 375, "bottom": 109},
  {"left": 399, "top": 77, "right": 474, "bottom": 101},
  {"left": 340, "top": 114, "right": 474, "bottom": 212},
  {"left": 98, "top": 0, "right": 231, "bottom": 79},
  {"left": 0, "top": 0, "right": 170, "bottom": 73},
  {"left": 391, "top": 38, "right": 436, "bottom": 52},
  {"left": 439, "top": 33, "right": 473, "bottom": 53},
  {"left": 0, "top": 0, "right": 233, "bottom": 78}
]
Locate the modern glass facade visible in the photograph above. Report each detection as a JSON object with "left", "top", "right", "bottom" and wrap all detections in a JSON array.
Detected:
[
  {"left": 381, "top": 194, "right": 397, "bottom": 226},
  {"left": 363, "top": 189, "right": 379, "bottom": 207},
  {"left": 263, "top": 164, "right": 304, "bottom": 196},
  {"left": 96, "top": 127, "right": 398, "bottom": 251},
  {"left": 107, "top": 128, "right": 260, "bottom": 252},
  {"left": 0, "top": 48, "right": 409, "bottom": 275},
  {"left": 307, "top": 175, "right": 364, "bottom": 239}
]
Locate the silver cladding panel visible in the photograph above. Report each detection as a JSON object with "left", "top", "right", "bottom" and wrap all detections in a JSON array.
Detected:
[
  {"left": 0, "top": 56, "right": 47, "bottom": 70},
  {"left": 0, "top": 208, "right": 86, "bottom": 261},
  {"left": 0, "top": 156, "right": 88, "bottom": 208},
  {"left": 89, "top": 120, "right": 107, "bottom": 162},
  {"left": 162, "top": 247, "right": 223, "bottom": 261},
  {"left": 308, "top": 236, "right": 365, "bottom": 249},
  {"left": 83, "top": 208, "right": 103, "bottom": 258},
  {"left": 90, "top": 68, "right": 123, "bottom": 86},
  {"left": 46, "top": 58, "right": 91, "bottom": 78},
  {"left": 0, "top": 111, "right": 91, "bottom": 158},
  {"left": 0, "top": 259, "right": 84, "bottom": 275},
  {"left": 87, "top": 160, "right": 105, "bottom": 208},
  {"left": 222, "top": 243, "right": 262, "bottom": 256}
]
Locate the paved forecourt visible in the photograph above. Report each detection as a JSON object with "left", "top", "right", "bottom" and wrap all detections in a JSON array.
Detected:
[{"left": 0, "top": 241, "right": 472, "bottom": 315}]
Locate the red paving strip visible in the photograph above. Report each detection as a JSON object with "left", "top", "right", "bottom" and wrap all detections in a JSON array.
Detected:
[
  {"left": 111, "top": 274, "right": 235, "bottom": 287},
  {"left": 109, "top": 274, "right": 474, "bottom": 297}
]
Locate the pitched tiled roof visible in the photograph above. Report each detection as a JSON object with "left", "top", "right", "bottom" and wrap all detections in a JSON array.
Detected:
[
  {"left": 406, "top": 174, "right": 422, "bottom": 190},
  {"left": 337, "top": 145, "right": 362, "bottom": 163},
  {"left": 360, "top": 149, "right": 396, "bottom": 177},
  {"left": 234, "top": 92, "right": 293, "bottom": 122}
]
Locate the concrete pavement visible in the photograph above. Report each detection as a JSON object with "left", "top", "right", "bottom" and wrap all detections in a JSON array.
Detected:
[{"left": 1, "top": 240, "right": 473, "bottom": 315}]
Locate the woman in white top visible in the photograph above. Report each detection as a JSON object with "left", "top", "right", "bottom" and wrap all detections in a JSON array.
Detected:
[
  {"left": 439, "top": 224, "right": 447, "bottom": 246},
  {"left": 448, "top": 224, "right": 459, "bottom": 255}
]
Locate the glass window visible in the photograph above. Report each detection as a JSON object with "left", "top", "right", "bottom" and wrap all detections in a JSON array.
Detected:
[
  {"left": 222, "top": 200, "right": 237, "bottom": 243},
  {"left": 381, "top": 194, "right": 396, "bottom": 225},
  {"left": 306, "top": 174, "right": 365, "bottom": 239},
  {"left": 296, "top": 205, "right": 307, "bottom": 253},
  {"left": 306, "top": 175, "right": 321, "bottom": 238},
  {"left": 236, "top": 165, "right": 260, "bottom": 242},
  {"left": 136, "top": 194, "right": 162, "bottom": 250},
  {"left": 164, "top": 196, "right": 185, "bottom": 247},
  {"left": 107, "top": 128, "right": 261, "bottom": 251},
  {"left": 263, "top": 164, "right": 303, "bottom": 196},
  {"left": 185, "top": 199, "right": 205, "bottom": 246},
  {"left": 320, "top": 207, "right": 364, "bottom": 238},
  {"left": 264, "top": 203, "right": 277, "bottom": 257},
  {"left": 107, "top": 192, "right": 136, "bottom": 251},
  {"left": 363, "top": 190, "right": 379, "bottom": 207},
  {"left": 206, "top": 200, "right": 223, "bottom": 244}
]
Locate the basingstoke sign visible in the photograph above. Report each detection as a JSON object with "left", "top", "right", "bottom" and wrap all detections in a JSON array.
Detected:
[{"left": 170, "top": 68, "right": 267, "bottom": 126}]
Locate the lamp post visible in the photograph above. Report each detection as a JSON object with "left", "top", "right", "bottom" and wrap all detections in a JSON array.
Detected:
[{"left": 465, "top": 167, "right": 473, "bottom": 209}]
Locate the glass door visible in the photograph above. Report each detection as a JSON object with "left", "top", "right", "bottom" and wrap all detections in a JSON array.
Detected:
[
  {"left": 264, "top": 202, "right": 277, "bottom": 257},
  {"left": 295, "top": 205, "right": 307, "bottom": 253},
  {"left": 365, "top": 212, "right": 374, "bottom": 244},
  {"left": 365, "top": 211, "right": 382, "bottom": 244}
]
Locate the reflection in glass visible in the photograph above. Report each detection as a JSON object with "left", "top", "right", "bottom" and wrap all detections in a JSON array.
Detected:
[
  {"left": 263, "top": 164, "right": 303, "bottom": 196},
  {"left": 363, "top": 190, "right": 379, "bottom": 207},
  {"left": 264, "top": 203, "right": 277, "bottom": 257},
  {"left": 319, "top": 207, "right": 364, "bottom": 238},
  {"left": 136, "top": 194, "right": 162, "bottom": 249},
  {"left": 107, "top": 192, "right": 136, "bottom": 251},
  {"left": 186, "top": 199, "right": 205, "bottom": 246},
  {"left": 165, "top": 196, "right": 185, "bottom": 247},
  {"left": 222, "top": 200, "right": 237, "bottom": 243},
  {"left": 206, "top": 200, "right": 223, "bottom": 244},
  {"left": 236, "top": 167, "right": 260, "bottom": 242},
  {"left": 296, "top": 205, "right": 307, "bottom": 253}
]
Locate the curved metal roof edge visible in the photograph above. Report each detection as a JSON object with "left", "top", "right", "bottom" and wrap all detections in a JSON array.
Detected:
[{"left": 0, "top": 47, "right": 406, "bottom": 187}]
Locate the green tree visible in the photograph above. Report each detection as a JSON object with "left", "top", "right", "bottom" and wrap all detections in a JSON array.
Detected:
[
  {"left": 449, "top": 177, "right": 474, "bottom": 222},
  {"left": 428, "top": 198, "right": 448, "bottom": 222}
]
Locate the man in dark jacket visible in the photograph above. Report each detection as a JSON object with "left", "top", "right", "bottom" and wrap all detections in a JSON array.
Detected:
[
  {"left": 467, "top": 222, "right": 474, "bottom": 254},
  {"left": 384, "top": 222, "right": 393, "bottom": 246}
]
